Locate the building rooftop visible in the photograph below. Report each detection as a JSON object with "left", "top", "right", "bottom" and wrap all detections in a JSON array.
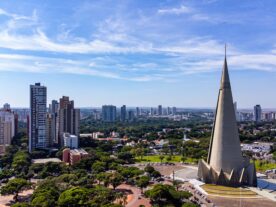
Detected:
[
  {"left": 32, "top": 158, "right": 61, "bottom": 164},
  {"left": 70, "top": 148, "right": 88, "bottom": 155},
  {"left": 63, "top": 133, "right": 78, "bottom": 138}
]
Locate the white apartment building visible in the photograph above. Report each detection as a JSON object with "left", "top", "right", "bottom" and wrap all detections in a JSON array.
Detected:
[{"left": 63, "top": 133, "right": 78, "bottom": 149}]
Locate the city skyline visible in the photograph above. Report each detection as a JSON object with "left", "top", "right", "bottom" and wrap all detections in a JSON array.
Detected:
[{"left": 1, "top": 0, "right": 276, "bottom": 107}]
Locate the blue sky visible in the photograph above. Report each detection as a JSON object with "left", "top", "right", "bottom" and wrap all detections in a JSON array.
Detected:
[{"left": 0, "top": 0, "right": 276, "bottom": 108}]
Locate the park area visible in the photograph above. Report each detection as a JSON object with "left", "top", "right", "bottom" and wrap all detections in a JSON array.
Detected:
[
  {"left": 135, "top": 155, "right": 276, "bottom": 172},
  {"left": 254, "top": 160, "right": 276, "bottom": 172},
  {"left": 135, "top": 155, "right": 197, "bottom": 164}
]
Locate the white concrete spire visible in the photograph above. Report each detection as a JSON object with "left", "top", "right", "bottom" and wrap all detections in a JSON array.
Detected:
[
  {"left": 198, "top": 48, "right": 257, "bottom": 186},
  {"left": 207, "top": 50, "right": 243, "bottom": 173}
]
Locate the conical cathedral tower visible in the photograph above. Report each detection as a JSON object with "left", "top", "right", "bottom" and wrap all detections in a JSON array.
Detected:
[{"left": 198, "top": 48, "right": 257, "bottom": 187}]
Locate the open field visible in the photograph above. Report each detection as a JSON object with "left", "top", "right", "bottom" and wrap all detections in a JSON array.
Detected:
[
  {"left": 135, "top": 155, "right": 197, "bottom": 164},
  {"left": 202, "top": 184, "right": 258, "bottom": 198},
  {"left": 254, "top": 160, "right": 276, "bottom": 172},
  {"left": 135, "top": 156, "right": 276, "bottom": 172}
]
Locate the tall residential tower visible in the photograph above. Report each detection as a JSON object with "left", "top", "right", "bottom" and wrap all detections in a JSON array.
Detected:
[
  {"left": 0, "top": 104, "right": 17, "bottom": 154},
  {"left": 29, "top": 83, "right": 47, "bottom": 152},
  {"left": 58, "top": 96, "right": 80, "bottom": 146},
  {"left": 254, "top": 105, "right": 262, "bottom": 122},
  {"left": 102, "top": 105, "right": 116, "bottom": 122},
  {"left": 120, "top": 105, "right": 126, "bottom": 122}
]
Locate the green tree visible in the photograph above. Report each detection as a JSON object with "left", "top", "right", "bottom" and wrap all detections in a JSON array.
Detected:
[
  {"left": 151, "top": 170, "right": 161, "bottom": 178},
  {"left": 162, "top": 144, "right": 170, "bottom": 155},
  {"left": 145, "top": 184, "right": 192, "bottom": 206},
  {"left": 182, "top": 203, "right": 198, "bottom": 207},
  {"left": 109, "top": 172, "right": 124, "bottom": 190},
  {"left": 136, "top": 148, "right": 145, "bottom": 161},
  {"left": 181, "top": 156, "right": 187, "bottom": 163},
  {"left": 92, "top": 161, "right": 106, "bottom": 173},
  {"left": 31, "top": 194, "right": 56, "bottom": 207},
  {"left": 173, "top": 180, "right": 183, "bottom": 191},
  {"left": 97, "top": 172, "right": 111, "bottom": 187},
  {"left": 38, "top": 162, "right": 68, "bottom": 178},
  {"left": 166, "top": 155, "right": 172, "bottom": 162},
  {"left": 144, "top": 165, "right": 155, "bottom": 174},
  {"left": 273, "top": 151, "right": 276, "bottom": 161},
  {"left": 57, "top": 187, "right": 90, "bottom": 207},
  {"left": 0, "top": 178, "right": 31, "bottom": 202},
  {"left": 159, "top": 155, "right": 164, "bottom": 163},
  {"left": 12, "top": 151, "right": 31, "bottom": 176},
  {"left": 136, "top": 176, "right": 150, "bottom": 193},
  {"left": 0, "top": 169, "right": 13, "bottom": 180},
  {"left": 11, "top": 202, "right": 30, "bottom": 207},
  {"left": 118, "top": 166, "right": 143, "bottom": 180},
  {"left": 117, "top": 151, "right": 134, "bottom": 164},
  {"left": 88, "top": 185, "right": 119, "bottom": 206}
]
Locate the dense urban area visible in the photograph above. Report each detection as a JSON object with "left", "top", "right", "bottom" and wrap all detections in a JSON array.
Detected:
[{"left": 1, "top": 94, "right": 276, "bottom": 206}]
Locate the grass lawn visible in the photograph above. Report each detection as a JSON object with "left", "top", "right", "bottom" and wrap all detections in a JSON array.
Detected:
[
  {"left": 202, "top": 184, "right": 257, "bottom": 197},
  {"left": 135, "top": 155, "right": 197, "bottom": 164},
  {"left": 254, "top": 160, "right": 276, "bottom": 172}
]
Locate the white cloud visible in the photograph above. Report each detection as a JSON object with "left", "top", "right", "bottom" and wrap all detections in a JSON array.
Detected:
[
  {"left": 0, "top": 53, "right": 167, "bottom": 82},
  {"left": 0, "top": 8, "right": 36, "bottom": 20},
  {"left": 158, "top": 5, "right": 192, "bottom": 15},
  {"left": 0, "top": 53, "right": 119, "bottom": 78},
  {"left": 0, "top": 8, "right": 231, "bottom": 56},
  {"left": 155, "top": 38, "right": 228, "bottom": 56},
  {"left": 0, "top": 27, "right": 155, "bottom": 54},
  {"left": 190, "top": 14, "right": 210, "bottom": 21},
  {"left": 1, "top": 6, "right": 276, "bottom": 83}
]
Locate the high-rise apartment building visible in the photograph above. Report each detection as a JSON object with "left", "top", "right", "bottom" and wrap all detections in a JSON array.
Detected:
[
  {"left": 50, "top": 100, "right": 59, "bottom": 114},
  {"left": 172, "top": 107, "right": 177, "bottom": 115},
  {"left": 58, "top": 96, "right": 80, "bottom": 146},
  {"left": 254, "top": 104, "right": 262, "bottom": 122},
  {"left": 136, "top": 107, "right": 140, "bottom": 117},
  {"left": 158, "top": 105, "right": 162, "bottom": 116},
  {"left": 128, "top": 110, "right": 134, "bottom": 121},
  {"left": 102, "top": 105, "right": 116, "bottom": 122},
  {"left": 120, "top": 105, "right": 126, "bottom": 121},
  {"left": 29, "top": 83, "right": 47, "bottom": 152},
  {"left": 150, "top": 107, "right": 154, "bottom": 116},
  {"left": 49, "top": 100, "right": 59, "bottom": 144},
  {"left": 0, "top": 105, "right": 16, "bottom": 154},
  {"left": 46, "top": 113, "right": 54, "bottom": 147},
  {"left": 3, "top": 103, "right": 10, "bottom": 111},
  {"left": 167, "top": 107, "right": 171, "bottom": 115}
]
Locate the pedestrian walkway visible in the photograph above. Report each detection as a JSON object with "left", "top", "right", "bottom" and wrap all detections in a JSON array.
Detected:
[{"left": 117, "top": 184, "right": 151, "bottom": 207}]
